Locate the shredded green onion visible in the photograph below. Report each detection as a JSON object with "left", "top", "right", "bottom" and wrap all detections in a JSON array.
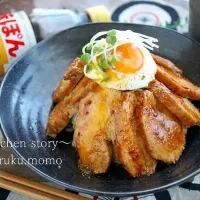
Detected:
[
  {"left": 80, "top": 53, "right": 91, "bottom": 62},
  {"left": 101, "top": 75, "right": 110, "bottom": 82},
  {"left": 81, "top": 29, "right": 159, "bottom": 82},
  {"left": 81, "top": 30, "right": 123, "bottom": 82},
  {"left": 85, "top": 64, "right": 92, "bottom": 73}
]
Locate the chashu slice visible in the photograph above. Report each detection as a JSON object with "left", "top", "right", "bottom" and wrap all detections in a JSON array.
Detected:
[
  {"left": 115, "top": 92, "right": 157, "bottom": 177},
  {"left": 151, "top": 53, "right": 182, "bottom": 74},
  {"left": 73, "top": 87, "right": 121, "bottom": 174},
  {"left": 53, "top": 58, "right": 85, "bottom": 103},
  {"left": 136, "top": 90, "right": 186, "bottom": 164},
  {"left": 47, "top": 77, "right": 98, "bottom": 137},
  {"left": 156, "top": 65, "right": 200, "bottom": 100},
  {"left": 103, "top": 89, "right": 122, "bottom": 163},
  {"left": 149, "top": 80, "right": 200, "bottom": 127}
]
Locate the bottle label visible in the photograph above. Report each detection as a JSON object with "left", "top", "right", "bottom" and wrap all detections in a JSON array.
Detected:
[{"left": 0, "top": 11, "right": 36, "bottom": 75}]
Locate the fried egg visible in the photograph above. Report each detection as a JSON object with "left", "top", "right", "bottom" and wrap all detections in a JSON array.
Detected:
[{"left": 82, "top": 30, "right": 159, "bottom": 90}]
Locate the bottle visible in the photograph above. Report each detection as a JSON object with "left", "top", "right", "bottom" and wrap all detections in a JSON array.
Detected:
[
  {"left": 0, "top": 5, "right": 111, "bottom": 75},
  {"left": 0, "top": 11, "right": 36, "bottom": 75},
  {"left": 30, "top": 5, "right": 111, "bottom": 41}
]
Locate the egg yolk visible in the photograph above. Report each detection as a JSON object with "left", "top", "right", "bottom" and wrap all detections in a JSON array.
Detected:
[{"left": 114, "top": 43, "right": 144, "bottom": 74}]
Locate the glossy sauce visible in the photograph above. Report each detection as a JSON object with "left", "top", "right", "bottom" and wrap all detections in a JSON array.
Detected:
[{"left": 76, "top": 90, "right": 110, "bottom": 166}]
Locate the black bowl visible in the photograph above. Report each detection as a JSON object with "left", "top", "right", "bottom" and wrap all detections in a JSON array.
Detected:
[{"left": 0, "top": 23, "right": 200, "bottom": 197}]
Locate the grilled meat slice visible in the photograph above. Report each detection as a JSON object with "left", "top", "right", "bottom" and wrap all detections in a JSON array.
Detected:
[
  {"left": 47, "top": 77, "right": 98, "bottom": 137},
  {"left": 156, "top": 65, "right": 200, "bottom": 100},
  {"left": 53, "top": 58, "right": 85, "bottom": 103},
  {"left": 73, "top": 88, "right": 121, "bottom": 174},
  {"left": 151, "top": 54, "right": 182, "bottom": 74},
  {"left": 136, "top": 90, "right": 186, "bottom": 164},
  {"left": 102, "top": 89, "right": 122, "bottom": 163},
  {"left": 149, "top": 80, "right": 200, "bottom": 127},
  {"left": 115, "top": 92, "right": 157, "bottom": 177}
]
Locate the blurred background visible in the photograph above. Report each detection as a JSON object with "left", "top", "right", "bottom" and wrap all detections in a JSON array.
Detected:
[
  {"left": 0, "top": 0, "right": 190, "bottom": 34},
  {"left": 0, "top": 0, "right": 189, "bottom": 13},
  {"left": 0, "top": 0, "right": 189, "bottom": 14}
]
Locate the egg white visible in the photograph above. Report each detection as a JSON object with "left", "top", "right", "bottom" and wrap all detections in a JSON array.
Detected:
[{"left": 84, "top": 30, "right": 158, "bottom": 91}]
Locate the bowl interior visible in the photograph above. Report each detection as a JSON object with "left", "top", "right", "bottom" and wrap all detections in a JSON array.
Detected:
[{"left": 0, "top": 23, "right": 200, "bottom": 196}]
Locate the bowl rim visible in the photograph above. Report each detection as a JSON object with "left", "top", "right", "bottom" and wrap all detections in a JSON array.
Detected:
[{"left": 0, "top": 22, "right": 200, "bottom": 197}]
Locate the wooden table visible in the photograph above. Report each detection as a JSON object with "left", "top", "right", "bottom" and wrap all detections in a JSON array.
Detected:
[{"left": 0, "top": 0, "right": 189, "bottom": 182}]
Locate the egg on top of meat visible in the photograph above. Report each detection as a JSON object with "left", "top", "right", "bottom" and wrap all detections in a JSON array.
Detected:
[{"left": 81, "top": 30, "right": 159, "bottom": 90}]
